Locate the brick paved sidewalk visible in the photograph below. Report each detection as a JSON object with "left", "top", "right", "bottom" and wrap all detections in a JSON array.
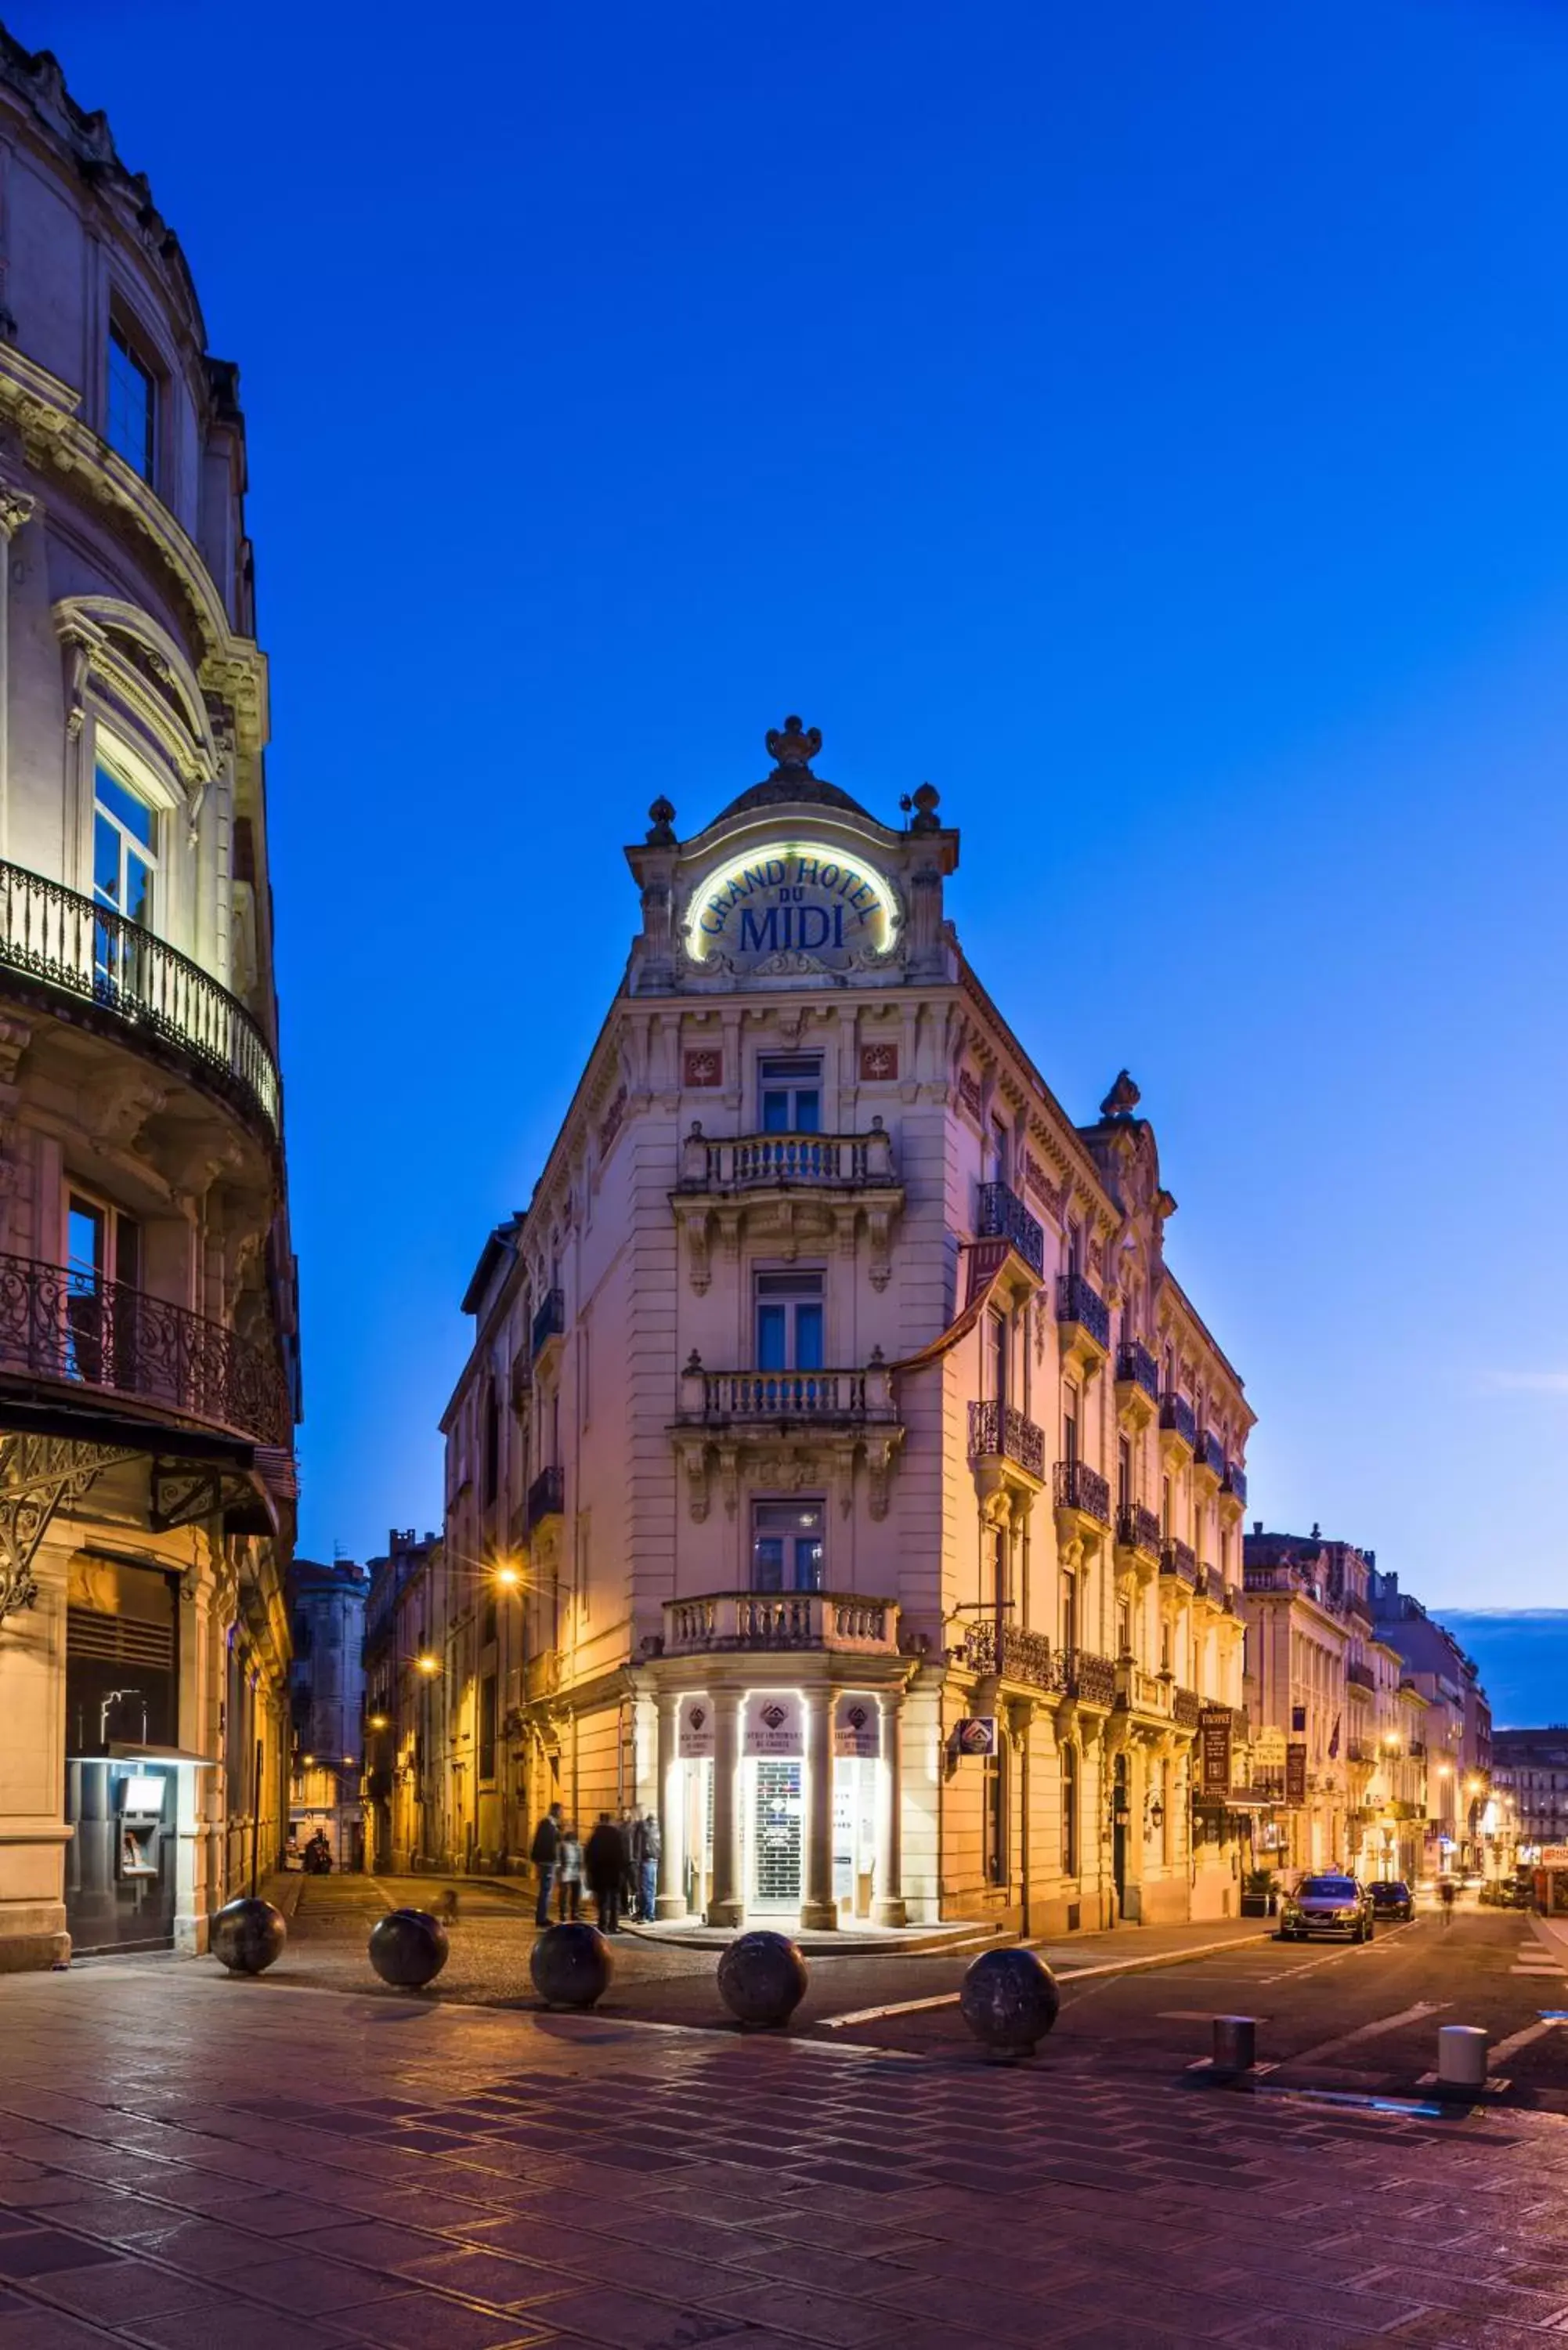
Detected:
[{"left": 0, "top": 1961, "right": 1565, "bottom": 2349}]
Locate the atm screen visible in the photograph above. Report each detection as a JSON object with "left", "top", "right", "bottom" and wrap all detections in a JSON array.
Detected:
[{"left": 121, "top": 1774, "right": 164, "bottom": 1813}]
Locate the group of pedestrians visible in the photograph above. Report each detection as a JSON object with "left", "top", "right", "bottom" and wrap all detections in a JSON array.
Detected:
[{"left": 528, "top": 1802, "right": 660, "bottom": 1932}]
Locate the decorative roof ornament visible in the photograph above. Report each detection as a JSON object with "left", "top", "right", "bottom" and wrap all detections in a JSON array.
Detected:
[
  {"left": 901, "top": 782, "right": 941, "bottom": 836},
  {"left": 764, "top": 716, "right": 822, "bottom": 776},
  {"left": 1100, "top": 1069, "right": 1141, "bottom": 1120},
  {"left": 645, "top": 796, "right": 677, "bottom": 846}
]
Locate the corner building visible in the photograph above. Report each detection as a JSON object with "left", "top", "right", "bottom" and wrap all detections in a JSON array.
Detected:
[
  {"left": 447, "top": 723, "right": 1252, "bottom": 1932},
  {"left": 0, "top": 42, "right": 298, "bottom": 1966}
]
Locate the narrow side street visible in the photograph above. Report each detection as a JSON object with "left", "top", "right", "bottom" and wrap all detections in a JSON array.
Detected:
[{"left": 1, "top": 1951, "right": 1566, "bottom": 2350}]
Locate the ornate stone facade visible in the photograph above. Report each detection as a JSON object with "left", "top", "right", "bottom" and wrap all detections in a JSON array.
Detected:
[
  {"left": 0, "top": 35, "right": 298, "bottom": 1967},
  {"left": 424, "top": 722, "right": 1252, "bottom": 1933}
]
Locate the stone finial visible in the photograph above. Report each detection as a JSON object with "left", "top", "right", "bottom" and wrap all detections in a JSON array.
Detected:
[
  {"left": 1100, "top": 1068, "right": 1141, "bottom": 1119},
  {"left": 906, "top": 781, "right": 941, "bottom": 835},
  {"left": 645, "top": 796, "right": 677, "bottom": 845},
  {"left": 764, "top": 716, "right": 821, "bottom": 774}
]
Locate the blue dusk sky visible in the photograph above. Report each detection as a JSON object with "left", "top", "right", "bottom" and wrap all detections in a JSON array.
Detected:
[{"left": 20, "top": 5, "right": 1568, "bottom": 1694}]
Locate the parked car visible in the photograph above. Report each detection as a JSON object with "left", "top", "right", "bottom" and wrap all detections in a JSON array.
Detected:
[
  {"left": 1367, "top": 1878, "right": 1414, "bottom": 1923},
  {"left": 1277, "top": 1873, "right": 1375, "bottom": 1943}
]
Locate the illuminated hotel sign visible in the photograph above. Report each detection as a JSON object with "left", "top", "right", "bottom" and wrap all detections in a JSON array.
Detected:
[{"left": 685, "top": 841, "right": 899, "bottom": 974}]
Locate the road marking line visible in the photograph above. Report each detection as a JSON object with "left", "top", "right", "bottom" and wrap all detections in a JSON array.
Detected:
[
  {"left": 1255, "top": 1918, "right": 1418, "bottom": 1983},
  {"left": 1288, "top": 1999, "right": 1449, "bottom": 2066},
  {"left": 1489, "top": 2016, "right": 1567, "bottom": 2066},
  {"left": 818, "top": 1928, "right": 1273, "bottom": 2028}
]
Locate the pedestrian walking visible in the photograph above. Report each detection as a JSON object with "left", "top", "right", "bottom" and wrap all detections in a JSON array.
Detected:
[
  {"left": 586, "top": 1812, "right": 627, "bottom": 1933},
  {"left": 556, "top": 1824, "right": 583, "bottom": 1922},
  {"left": 1440, "top": 1875, "right": 1457, "bottom": 1927},
  {"left": 620, "top": 1809, "right": 641, "bottom": 1918},
  {"left": 637, "top": 1811, "right": 661, "bottom": 1925},
  {"left": 529, "top": 1802, "right": 564, "bottom": 1929}
]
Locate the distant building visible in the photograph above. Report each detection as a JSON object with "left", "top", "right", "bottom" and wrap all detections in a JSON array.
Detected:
[
  {"left": 287, "top": 1561, "right": 368, "bottom": 1868},
  {"left": 362, "top": 1529, "right": 443, "bottom": 1873},
  {"left": 1368, "top": 1571, "right": 1494, "bottom": 1871},
  {"left": 1490, "top": 1728, "right": 1568, "bottom": 1860},
  {"left": 1241, "top": 1528, "right": 1425, "bottom": 1879}
]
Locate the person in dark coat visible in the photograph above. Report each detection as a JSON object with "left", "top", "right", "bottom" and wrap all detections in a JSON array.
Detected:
[
  {"left": 585, "top": 1812, "right": 628, "bottom": 1933},
  {"left": 529, "top": 1802, "right": 563, "bottom": 1927}
]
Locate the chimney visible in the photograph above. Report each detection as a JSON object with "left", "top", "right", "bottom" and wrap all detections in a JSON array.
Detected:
[{"left": 1252, "top": 1519, "right": 1262, "bottom": 1536}]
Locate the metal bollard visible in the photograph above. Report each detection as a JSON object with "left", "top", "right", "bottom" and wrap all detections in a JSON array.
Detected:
[
  {"left": 1436, "top": 2025, "right": 1488, "bottom": 2088},
  {"left": 1212, "top": 2014, "right": 1256, "bottom": 2073}
]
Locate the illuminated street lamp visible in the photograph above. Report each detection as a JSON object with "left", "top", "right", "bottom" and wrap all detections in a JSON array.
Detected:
[
  {"left": 416, "top": 1654, "right": 439, "bottom": 1676},
  {"left": 367, "top": 1712, "right": 389, "bottom": 1731}
]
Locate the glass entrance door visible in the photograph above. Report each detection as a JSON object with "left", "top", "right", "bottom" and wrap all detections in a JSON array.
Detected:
[{"left": 751, "top": 1761, "right": 802, "bottom": 1911}]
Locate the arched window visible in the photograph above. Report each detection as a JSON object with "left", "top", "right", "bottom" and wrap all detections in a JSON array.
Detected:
[{"left": 1062, "top": 1743, "right": 1079, "bottom": 1878}]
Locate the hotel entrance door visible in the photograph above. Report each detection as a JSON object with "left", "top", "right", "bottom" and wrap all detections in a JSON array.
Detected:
[{"left": 751, "top": 1760, "right": 802, "bottom": 1911}]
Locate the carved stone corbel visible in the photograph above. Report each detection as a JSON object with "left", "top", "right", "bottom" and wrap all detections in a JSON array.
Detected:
[
  {"left": 678, "top": 1438, "right": 710, "bottom": 1524},
  {"left": 676, "top": 1202, "right": 711, "bottom": 1294},
  {"left": 717, "top": 1446, "right": 739, "bottom": 1522}
]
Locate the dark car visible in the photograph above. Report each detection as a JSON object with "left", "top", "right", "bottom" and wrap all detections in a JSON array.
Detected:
[
  {"left": 1278, "top": 1873, "right": 1375, "bottom": 1942},
  {"left": 1367, "top": 1879, "right": 1414, "bottom": 1922}
]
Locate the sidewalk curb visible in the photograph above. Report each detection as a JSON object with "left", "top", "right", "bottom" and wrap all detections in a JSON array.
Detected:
[{"left": 821, "top": 1926, "right": 1274, "bottom": 2028}]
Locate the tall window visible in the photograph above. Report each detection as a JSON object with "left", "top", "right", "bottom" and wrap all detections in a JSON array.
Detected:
[
  {"left": 107, "top": 320, "right": 156, "bottom": 480},
  {"left": 94, "top": 764, "right": 157, "bottom": 992},
  {"left": 1062, "top": 1743, "right": 1078, "bottom": 1878},
  {"left": 65, "top": 1190, "right": 142, "bottom": 1386},
  {"left": 1161, "top": 1473, "right": 1172, "bottom": 1540},
  {"left": 755, "top": 1269, "right": 823, "bottom": 1370},
  {"left": 1062, "top": 1385, "right": 1079, "bottom": 1463},
  {"left": 751, "top": 1499, "right": 824, "bottom": 1593},
  {"left": 478, "top": 1674, "right": 497, "bottom": 1783},
  {"left": 1061, "top": 1567, "right": 1078, "bottom": 1655},
  {"left": 758, "top": 1054, "right": 821, "bottom": 1133},
  {"left": 1117, "top": 1595, "right": 1132, "bottom": 1654},
  {"left": 988, "top": 1307, "right": 1008, "bottom": 1406},
  {"left": 1117, "top": 1435, "right": 1132, "bottom": 1511}
]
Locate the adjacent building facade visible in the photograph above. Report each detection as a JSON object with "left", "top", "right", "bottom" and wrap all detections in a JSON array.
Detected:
[
  {"left": 287, "top": 1560, "right": 367, "bottom": 1867},
  {"left": 362, "top": 1527, "right": 444, "bottom": 1874},
  {"left": 0, "top": 40, "right": 298, "bottom": 1967},
  {"left": 1370, "top": 1571, "right": 1494, "bottom": 1874},
  {"left": 420, "top": 721, "right": 1255, "bottom": 1934},
  {"left": 1491, "top": 1729, "right": 1568, "bottom": 1863}
]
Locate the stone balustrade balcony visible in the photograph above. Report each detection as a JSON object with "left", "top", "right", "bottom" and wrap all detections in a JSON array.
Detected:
[
  {"left": 1115, "top": 1659, "right": 1173, "bottom": 1719},
  {"left": 662, "top": 1590, "right": 899, "bottom": 1658},
  {"left": 677, "top": 1123, "right": 898, "bottom": 1193},
  {"left": 677, "top": 1357, "right": 898, "bottom": 1429}
]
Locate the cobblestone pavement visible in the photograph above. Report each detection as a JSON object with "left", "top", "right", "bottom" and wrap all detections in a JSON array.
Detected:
[{"left": 0, "top": 1959, "right": 1566, "bottom": 2348}]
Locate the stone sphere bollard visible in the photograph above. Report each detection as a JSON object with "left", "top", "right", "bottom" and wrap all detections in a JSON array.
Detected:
[
  {"left": 368, "top": 1907, "right": 450, "bottom": 1990},
  {"left": 959, "top": 1947, "right": 1060, "bottom": 2059},
  {"left": 716, "top": 1929, "right": 810, "bottom": 2028},
  {"left": 211, "top": 1896, "right": 287, "bottom": 1976},
  {"left": 530, "top": 1921, "right": 614, "bottom": 2009}
]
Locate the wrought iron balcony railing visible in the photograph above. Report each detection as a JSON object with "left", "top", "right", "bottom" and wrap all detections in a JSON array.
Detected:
[
  {"left": 0, "top": 1249, "right": 291, "bottom": 1446},
  {"left": 1116, "top": 1502, "right": 1162, "bottom": 1557},
  {"left": 0, "top": 857, "right": 280, "bottom": 1140},
  {"left": 530, "top": 1289, "right": 565, "bottom": 1362},
  {"left": 663, "top": 1592, "right": 898, "bottom": 1657},
  {"left": 525, "top": 1464, "right": 565, "bottom": 1531},
  {"left": 1115, "top": 1340, "right": 1160, "bottom": 1401},
  {"left": 961, "top": 1619, "right": 1056, "bottom": 1692},
  {"left": 1053, "top": 1457, "right": 1111, "bottom": 1525},
  {"left": 1346, "top": 1659, "right": 1375, "bottom": 1692},
  {"left": 1056, "top": 1272, "right": 1110, "bottom": 1348},
  {"left": 976, "top": 1180, "right": 1045, "bottom": 1278},
  {"left": 1160, "top": 1538, "right": 1198, "bottom": 1585},
  {"left": 1057, "top": 1647, "right": 1118, "bottom": 1708},
  {"left": 1223, "top": 1460, "right": 1248, "bottom": 1505},
  {"left": 1173, "top": 1686, "right": 1202, "bottom": 1730},
  {"left": 679, "top": 1360, "right": 898, "bottom": 1426},
  {"left": 677, "top": 1126, "right": 897, "bottom": 1191},
  {"left": 967, "top": 1398, "right": 1045, "bottom": 1480},
  {"left": 1158, "top": 1391, "right": 1197, "bottom": 1448},
  {"left": 1194, "top": 1429, "right": 1225, "bottom": 1479}
]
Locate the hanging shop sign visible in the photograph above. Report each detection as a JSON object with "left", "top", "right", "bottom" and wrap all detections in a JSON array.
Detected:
[
  {"left": 954, "top": 1716, "right": 998, "bottom": 1758},
  {"left": 1284, "top": 1742, "right": 1308, "bottom": 1806},
  {"left": 1254, "top": 1726, "right": 1288, "bottom": 1768},
  {"left": 1198, "top": 1708, "right": 1234, "bottom": 1797},
  {"left": 743, "top": 1694, "right": 804, "bottom": 1759},
  {"left": 677, "top": 1698, "right": 715, "bottom": 1761},
  {"left": 1541, "top": 1845, "right": 1568, "bottom": 1867},
  {"left": 833, "top": 1695, "right": 881, "bottom": 1760},
  {"left": 683, "top": 840, "right": 901, "bottom": 977}
]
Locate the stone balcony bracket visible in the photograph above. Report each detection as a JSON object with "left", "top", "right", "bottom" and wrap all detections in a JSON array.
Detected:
[{"left": 674, "top": 1126, "right": 904, "bottom": 1294}]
